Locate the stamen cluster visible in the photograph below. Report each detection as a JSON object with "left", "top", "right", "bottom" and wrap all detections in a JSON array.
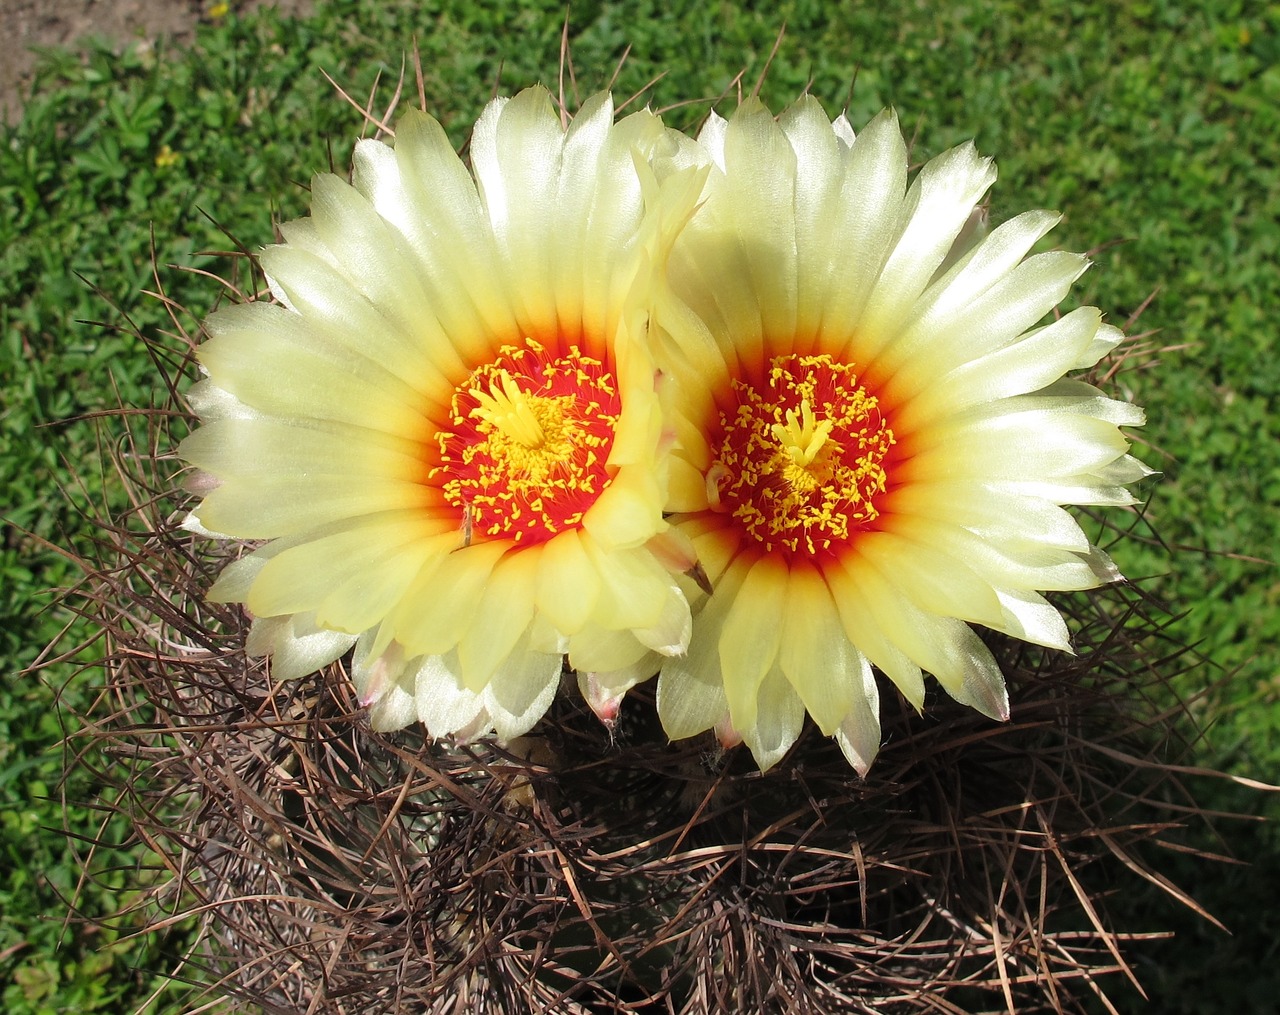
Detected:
[
  {"left": 708, "top": 354, "right": 896, "bottom": 557},
  {"left": 434, "top": 339, "right": 620, "bottom": 545}
]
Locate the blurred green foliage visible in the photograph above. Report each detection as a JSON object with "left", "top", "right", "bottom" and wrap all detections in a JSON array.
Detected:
[{"left": 1, "top": 0, "right": 1275, "bottom": 1010}]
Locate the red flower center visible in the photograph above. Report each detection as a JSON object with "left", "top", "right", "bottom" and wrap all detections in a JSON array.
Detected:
[
  {"left": 433, "top": 339, "right": 619, "bottom": 545},
  {"left": 707, "top": 354, "right": 896, "bottom": 557}
]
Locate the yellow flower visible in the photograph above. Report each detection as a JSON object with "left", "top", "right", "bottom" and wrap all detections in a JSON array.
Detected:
[
  {"left": 651, "top": 99, "right": 1148, "bottom": 773},
  {"left": 181, "top": 87, "right": 703, "bottom": 739}
]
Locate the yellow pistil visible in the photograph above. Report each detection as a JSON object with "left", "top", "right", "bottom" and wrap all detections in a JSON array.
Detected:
[
  {"left": 471, "top": 370, "right": 548, "bottom": 448},
  {"left": 771, "top": 400, "right": 834, "bottom": 467}
]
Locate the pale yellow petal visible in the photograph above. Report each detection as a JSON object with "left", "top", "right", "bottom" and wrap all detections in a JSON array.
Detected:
[
  {"left": 904, "top": 411, "right": 1132, "bottom": 485},
  {"left": 482, "top": 630, "right": 564, "bottom": 741},
  {"left": 199, "top": 300, "right": 447, "bottom": 426},
  {"left": 473, "top": 88, "right": 566, "bottom": 337},
  {"left": 414, "top": 651, "right": 485, "bottom": 737},
  {"left": 629, "top": 581, "right": 692, "bottom": 657},
  {"left": 825, "top": 560, "right": 926, "bottom": 710},
  {"left": 889, "top": 481, "right": 1092, "bottom": 554},
  {"left": 681, "top": 519, "right": 744, "bottom": 588},
  {"left": 721, "top": 100, "right": 800, "bottom": 346},
  {"left": 834, "top": 653, "right": 882, "bottom": 777},
  {"left": 993, "top": 588, "right": 1072, "bottom": 651},
  {"left": 180, "top": 416, "right": 426, "bottom": 486},
  {"left": 816, "top": 109, "right": 908, "bottom": 352},
  {"left": 582, "top": 466, "right": 663, "bottom": 549},
  {"left": 856, "top": 527, "right": 1006, "bottom": 627},
  {"left": 740, "top": 665, "right": 805, "bottom": 772},
  {"left": 852, "top": 139, "right": 996, "bottom": 365},
  {"left": 256, "top": 246, "right": 448, "bottom": 395},
  {"left": 195, "top": 474, "right": 437, "bottom": 540},
  {"left": 778, "top": 96, "right": 847, "bottom": 345},
  {"left": 717, "top": 553, "right": 787, "bottom": 732},
  {"left": 873, "top": 249, "right": 1090, "bottom": 397},
  {"left": 837, "top": 552, "right": 1009, "bottom": 720},
  {"left": 207, "top": 552, "right": 268, "bottom": 603},
  {"left": 912, "top": 208, "right": 1061, "bottom": 329},
  {"left": 308, "top": 174, "right": 466, "bottom": 369},
  {"left": 567, "top": 626, "right": 650, "bottom": 673},
  {"left": 186, "top": 378, "right": 257, "bottom": 422},
  {"left": 894, "top": 306, "right": 1102, "bottom": 431},
  {"left": 581, "top": 540, "right": 674, "bottom": 633},
  {"left": 607, "top": 366, "right": 662, "bottom": 468},
  {"left": 655, "top": 551, "right": 751, "bottom": 741},
  {"left": 778, "top": 561, "right": 857, "bottom": 736},
  {"left": 534, "top": 529, "right": 600, "bottom": 636},
  {"left": 363, "top": 109, "right": 518, "bottom": 357},
  {"left": 245, "top": 613, "right": 357, "bottom": 681},
  {"left": 389, "top": 539, "right": 509, "bottom": 658},
  {"left": 244, "top": 512, "right": 452, "bottom": 627},
  {"left": 667, "top": 456, "right": 710, "bottom": 513},
  {"left": 457, "top": 547, "right": 540, "bottom": 691}
]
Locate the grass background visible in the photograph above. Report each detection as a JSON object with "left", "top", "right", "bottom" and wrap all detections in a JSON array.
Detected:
[{"left": 1, "top": 0, "right": 1276, "bottom": 1010}]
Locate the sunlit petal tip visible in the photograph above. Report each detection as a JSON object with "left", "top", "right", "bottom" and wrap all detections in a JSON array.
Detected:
[
  {"left": 483, "top": 643, "right": 563, "bottom": 742},
  {"left": 1084, "top": 546, "right": 1123, "bottom": 585},
  {"left": 633, "top": 586, "right": 694, "bottom": 656},
  {"left": 368, "top": 685, "right": 417, "bottom": 732},
  {"left": 1074, "top": 322, "right": 1126, "bottom": 369},
  {"left": 250, "top": 614, "right": 358, "bottom": 683},
  {"left": 414, "top": 652, "right": 484, "bottom": 738},
  {"left": 740, "top": 669, "right": 805, "bottom": 771},
  {"left": 835, "top": 714, "right": 882, "bottom": 779},
  {"left": 697, "top": 110, "right": 730, "bottom": 169},
  {"left": 954, "top": 665, "right": 1012, "bottom": 723}
]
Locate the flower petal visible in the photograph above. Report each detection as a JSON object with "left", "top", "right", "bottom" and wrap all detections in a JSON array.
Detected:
[
  {"left": 389, "top": 539, "right": 509, "bottom": 658},
  {"left": 483, "top": 633, "right": 564, "bottom": 741},
  {"left": 834, "top": 651, "right": 882, "bottom": 777},
  {"left": 778, "top": 562, "right": 858, "bottom": 736},
  {"left": 853, "top": 139, "right": 996, "bottom": 363},
  {"left": 246, "top": 613, "right": 357, "bottom": 682},
  {"left": 414, "top": 651, "right": 485, "bottom": 737},
  {"left": 717, "top": 553, "right": 786, "bottom": 732},
  {"left": 535, "top": 529, "right": 601, "bottom": 636},
  {"left": 740, "top": 665, "right": 805, "bottom": 771},
  {"left": 457, "top": 547, "right": 541, "bottom": 691},
  {"left": 244, "top": 513, "right": 452, "bottom": 629},
  {"left": 656, "top": 563, "right": 748, "bottom": 741}
]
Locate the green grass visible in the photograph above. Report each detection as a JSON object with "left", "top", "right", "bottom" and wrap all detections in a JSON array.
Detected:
[{"left": 1, "top": 0, "right": 1276, "bottom": 1010}]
